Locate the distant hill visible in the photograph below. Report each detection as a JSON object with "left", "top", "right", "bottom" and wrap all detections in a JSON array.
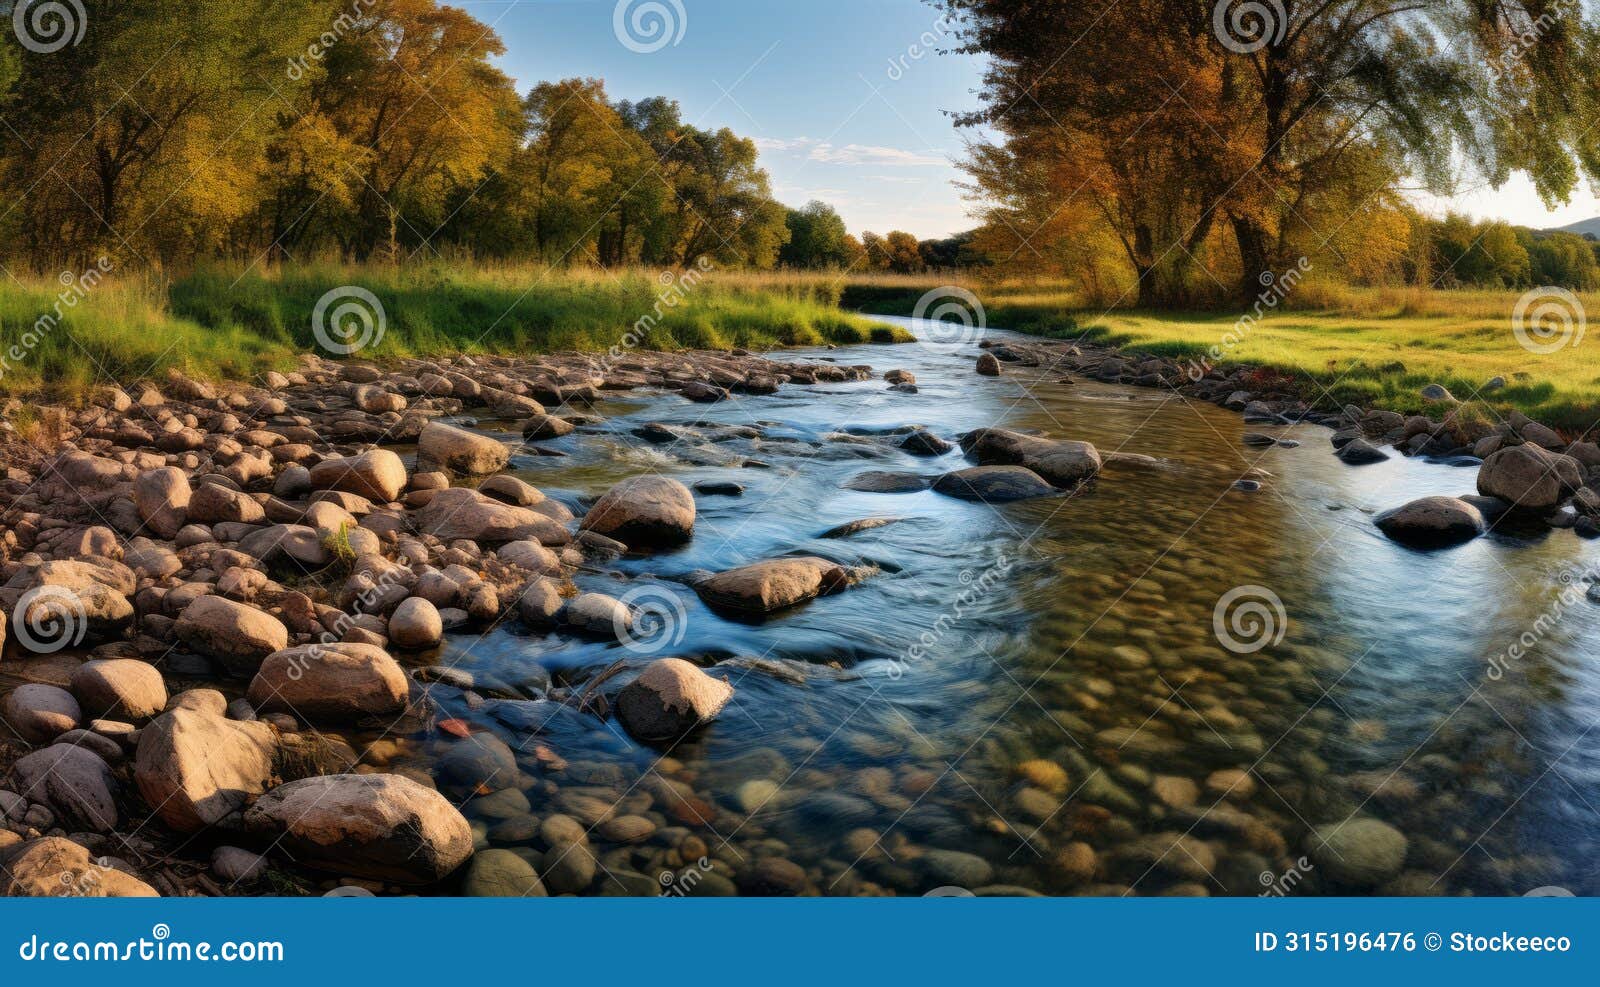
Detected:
[{"left": 1551, "top": 217, "right": 1600, "bottom": 239}]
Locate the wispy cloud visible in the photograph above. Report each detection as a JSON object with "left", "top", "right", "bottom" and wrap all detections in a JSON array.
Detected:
[{"left": 755, "top": 136, "right": 946, "bottom": 168}]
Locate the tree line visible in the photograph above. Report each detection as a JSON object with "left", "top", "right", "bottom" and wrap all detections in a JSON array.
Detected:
[{"left": 0, "top": 0, "right": 953, "bottom": 275}]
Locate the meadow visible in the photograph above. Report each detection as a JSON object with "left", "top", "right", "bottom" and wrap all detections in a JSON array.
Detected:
[
  {"left": 840, "top": 274, "right": 1600, "bottom": 431},
  {"left": 5, "top": 260, "right": 1600, "bottom": 432},
  {"left": 0, "top": 262, "right": 908, "bottom": 398}
]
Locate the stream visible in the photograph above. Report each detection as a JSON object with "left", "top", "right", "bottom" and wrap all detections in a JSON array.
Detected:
[{"left": 404, "top": 314, "right": 1600, "bottom": 896}]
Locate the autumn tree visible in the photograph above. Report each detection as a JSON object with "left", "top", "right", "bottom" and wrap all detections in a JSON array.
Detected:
[
  {"left": 942, "top": 0, "right": 1600, "bottom": 304},
  {"left": 1, "top": 0, "right": 327, "bottom": 266}
]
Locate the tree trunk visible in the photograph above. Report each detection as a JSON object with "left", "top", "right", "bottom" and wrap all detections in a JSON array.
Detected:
[{"left": 1231, "top": 214, "right": 1274, "bottom": 303}]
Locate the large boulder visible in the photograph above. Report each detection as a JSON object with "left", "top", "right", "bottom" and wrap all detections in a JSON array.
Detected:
[
  {"left": 308, "top": 448, "right": 407, "bottom": 503},
  {"left": 412, "top": 488, "right": 563, "bottom": 544},
  {"left": 932, "top": 465, "right": 1059, "bottom": 502},
  {"left": 0, "top": 559, "right": 136, "bottom": 646},
  {"left": 960, "top": 428, "right": 1102, "bottom": 488},
  {"left": 70, "top": 658, "right": 167, "bottom": 722},
  {"left": 12, "top": 743, "right": 119, "bottom": 832},
  {"left": 418, "top": 422, "right": 509, "bottom": 475},
  {"left": 175, "top": 596, "right": 289, "bottom": 677},
  {"left": 243, "top": 774, "right": 473, "bottom": 885},
  {"left": 0, "top": 838, "right": 158, "bottom": 897},
  {"left": 134, "top": 467, "right": 191, "bottom": 538},
  {"left": 247, "top": 643, "right": 409, "bottom": 722},
  {"left": 693, "top": 557, "right": 849, "bottom": 615},
  {"left": 1477, "top": 444, "right": 1583, "bottom": 511},
  {"left": 616, "top": 658, "right": 734, "bottom": 741},
  {"left": 1375, "top": 496, "right": 1487, "bottom": 549},
  {"left": 134, "top": 706, "right": 281, "bottom": 833},
  {"left": 580, "top": 476, "right": 696, "bottom": 546}
]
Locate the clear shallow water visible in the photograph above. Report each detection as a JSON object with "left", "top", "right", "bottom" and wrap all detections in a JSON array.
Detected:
[{"left": 408, "top": 316, "right": 1600, "bottom": 896}]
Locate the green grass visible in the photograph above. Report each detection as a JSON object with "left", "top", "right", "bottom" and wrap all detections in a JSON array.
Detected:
[
  {"left": 0, "top": 261, "right": 910, "bottom": 399},
  {"left": 840, "top": 274, "right": 1600, "bottom": 431}
]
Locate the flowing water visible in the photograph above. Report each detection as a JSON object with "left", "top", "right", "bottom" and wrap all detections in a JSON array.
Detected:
[{"left": 409, "top": 315, "right": 1600, "bottom": 896}]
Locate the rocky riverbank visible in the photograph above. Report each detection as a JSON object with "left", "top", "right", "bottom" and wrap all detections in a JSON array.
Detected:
[
  {"left": 0, "top": 328, "right": 1590, "bottom": 898},
  {"left": 971, "top": 336, "right": 1600, "bottom": 549},
  {"left": 0, "top": 347, "right": 910, "bottom": 896}
]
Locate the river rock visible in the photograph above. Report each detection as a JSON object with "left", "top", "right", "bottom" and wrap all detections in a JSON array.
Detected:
[
  {"left": 462, "top": 848, "right": 546, "bottom": 896},
  {"left": 12, "top": 743, "right": 118, "bottom": 832},
  {"left": 0, "top": 838, "right": 157, "bottom": 897},
  {"left": 932, "top": 465, "right": 1058, "bottom": 501},
  {"left": 1336, "top": 438, "right": 1389, "bottom": 465},
  {"left": 413, "top": 488, "right": 562, "bottom": 543},
  {"left": 212, "top": 846, "right": 268, "bottom": 883},
  {"left": 616, "top": 658, "right": 734, "bottom": 741},
  {"left": 842, "top": 470, "right": 929, "bottom": 493},
  {"left": 388, "top": 597, "right": 443, "bottom": 650},
  {"left": 1477, "top": 444, "right": 1582, "bottom": 510},
  {"left": 580, "top": 476, "right": 696, "bottom": 546},
  {"left": 919, "top": 848, "right": 994, "bottom": 889},
  {"left": 693, "top": 557, "right": 849, "bottom": 615},
  {"left": 244, "top": 773, "right": 473, "bottom": 885},
  {"left": 522, "top": 414, "right": 575, "bottom": 440},
  {"left": 976, "top": 353, "right": 1001, "bottom": 376},
  {"left": 247, "top": 643, "right": 408, "bottom": 722},
  {"left": 187, "top": 482, "right": 264, "bottom": 524},
  {"left": 70, "top": 658, "right": 167, "bottom": 722},
  {"left": 238, "top": 524, "right": 330, "bottom": 567},
  {"left": 1, "top": 684, "right": 80, "bottom": 743},
  {"left": 1307, "top": 818, "right": 1408, "bottom": 888},
  {"left": 308, "top": 448, "right": 407, "bottom": 503},
  {"left": 1, "top": 559, "right": 136, "bottom": 643},
  {"left": 1374, "top": 496, "right": 1487, "bottom": 548},
  {"left": 175, "top": 596, "right": 289, "bottom": 677},
  {"left": 960, "top": 427, "right": 1102, "bottom": 487},
  {"left": 135, "top": 706, "right": 281, "bottom": 833},
  {"left": 418, "top": 422, "right": 510, "bottom": 475},
  {"left": 134, "top": 467, "right": 191, "bottom": 538}
]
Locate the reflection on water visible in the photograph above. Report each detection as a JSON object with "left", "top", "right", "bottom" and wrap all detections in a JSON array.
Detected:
[{"left": 413, "top": 316, "right": 1600, "bottom": 896}]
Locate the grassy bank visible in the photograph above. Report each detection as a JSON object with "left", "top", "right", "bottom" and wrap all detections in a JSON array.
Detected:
[
  {"left": 0, "top": 263, "right": 910, "bottom": 398},
  {"left": 843, "top": 274, "right": 1600, "bottom": 431}
]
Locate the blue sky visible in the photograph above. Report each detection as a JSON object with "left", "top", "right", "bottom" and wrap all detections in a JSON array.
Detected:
[
  {"left": 457, "top": 0, "right": 985, "bottom": 239},
  {"left": 460, "top": 0, "right": 1599, "bottom": 239}
]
